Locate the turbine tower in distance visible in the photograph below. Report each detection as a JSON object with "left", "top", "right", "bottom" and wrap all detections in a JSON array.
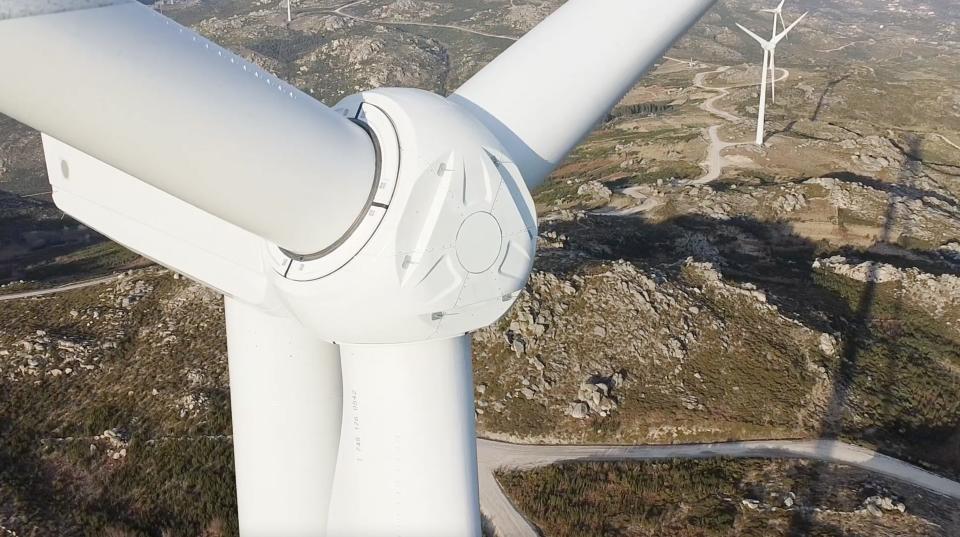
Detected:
[
  {"left": 0, "top": 0, "right": 717, "bottom": 535},
  {"left": 738, "top": 12, "right": 807, "bottom": 146},
  {"left": 761, "top": 0, "right": 788, "bottom": 38}
]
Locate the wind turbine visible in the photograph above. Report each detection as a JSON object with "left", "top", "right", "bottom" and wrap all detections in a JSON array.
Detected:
[
  {"left": 760, "top": 0, "right": 795, "bottom": 103},
  {"left": 761, "top": 0, "right": 788, "bottom": 38},
  {"left": 738, "top": 13, "right": 807, "bottom": 146},
  {"left": 287, "top": 0, "right": 292, "bottom": 23},
  {"left": 0, "top": 0, "right": 716, "bottom": 535}
]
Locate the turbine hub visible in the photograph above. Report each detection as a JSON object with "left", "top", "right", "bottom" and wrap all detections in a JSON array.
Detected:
[
  {"left": 456, "top": 212, "right": 503, "bottom": 274},
  {"left": 266, "top": 89, "right": 538, "bottom": 344}
]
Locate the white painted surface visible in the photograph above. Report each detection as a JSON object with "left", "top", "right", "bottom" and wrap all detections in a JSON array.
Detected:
[
  {"left": 456, "top": 212, "right": 503, "bottom": 273},
  {"left": 0, "top": 0, "right": 124, "bottom": 19},
  {"left": 0, "top": 3, "right": 778, "bottom": 534},
  {"left": 271, "top": 89, "right": 536, "bottom": 344},
  {"left": 0, "top": 2, "right": 376, "bottom": 255},
  {"left": 225, "top": 298, "right": 343, "bottom": 537},
  {"left": 328, "top": 336, "right": 481, "bottom": 537},
  {"left": 41, "top": 135, "right": 272, "bottom": 305},
  {"left": 452, "top": 0, "right": 717, "bottom": 188},
  {"left": 758, "top": 50, "right": 771, "bottom": 145}
]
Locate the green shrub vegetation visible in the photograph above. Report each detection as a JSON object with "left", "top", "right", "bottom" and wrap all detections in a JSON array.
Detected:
[
  {"left": 498, "top": 458, "right": 959, "bottom": 537},
  {"left": 498, "top": 459, "right": 743, "bottom": 537}
]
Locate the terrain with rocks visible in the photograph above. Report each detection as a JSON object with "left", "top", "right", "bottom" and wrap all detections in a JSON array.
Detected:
[{"left": 1, "top": 0, "right": 959, "bottom": 535}]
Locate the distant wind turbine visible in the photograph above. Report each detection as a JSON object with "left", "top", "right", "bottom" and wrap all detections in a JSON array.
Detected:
[
  {"left": 287, "top": 0, "right": 292, "bottom": 23},
  {"left": 761, "top": 0, "right": 788, "bottom": 37},
  {"left": 761, "top": 0, "right": 787, "bottom": 102},
  {"left": 738, "top": 13, "right": 806, "bottom": 146}
]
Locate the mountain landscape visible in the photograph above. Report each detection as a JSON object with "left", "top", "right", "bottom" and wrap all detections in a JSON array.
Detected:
[{"left": 1, "top": 0, "right": 959, "bottom": 535}]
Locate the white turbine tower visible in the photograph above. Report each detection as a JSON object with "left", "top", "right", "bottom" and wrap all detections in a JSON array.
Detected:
[
  {"left": 0, "top": 0, "right": 716, "bottom": 535},
  {"left": 738, "top": 13, "right": 806, "bottom": 146},
  {"left": 287, "top": 0, "right": 292, "bottom": 23}
]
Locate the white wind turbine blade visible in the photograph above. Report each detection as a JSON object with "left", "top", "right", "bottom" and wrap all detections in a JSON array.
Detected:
[
  {"left": 773, "top": 12, "right": 807, "bottom": 45},
  {"left": 0, "top": 1, "right": 377, "bottom": 256},
  {"left": 777, "top": 0, "right": 788, "bottom": 37},
  {"left": 451, "top": 0, "right": 717, "bottom": 189},
  {"left": 767, "top": 3, "right": 780, "bottom": 101},
  {"left": 769, "top": 12, "right": 807, "bottom": 104},
  {"left": 737, "top": 22, "right": 772, "bottom": 49},
  {"left": 760, "top": 9, "right": 778, "bottom": 41}
]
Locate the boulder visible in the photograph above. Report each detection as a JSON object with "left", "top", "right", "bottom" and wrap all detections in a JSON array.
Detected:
[
  {"left": 567, "top": 402, "right": 590, "bottom": 419},
  {"left": 577, "top": 181, "right": 613, "bottom": 203}
]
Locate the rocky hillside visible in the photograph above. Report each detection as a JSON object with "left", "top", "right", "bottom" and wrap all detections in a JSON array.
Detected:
[
  {"left": 1, "top": 0, "right": 960, "bottom": 535},
  {"left": 0, "top": 269, "right": 234, "bottom": 535}
]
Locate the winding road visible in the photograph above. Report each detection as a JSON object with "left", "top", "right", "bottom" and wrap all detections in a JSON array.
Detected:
[
  {"left": 329, "top": 0, "right": 519, "bottom": 42},
  {"left": 932, "top": 133, "right": 960, "bottom": 152},
  {"left": 0, "top": 275, "right": 118, "bottom": 301},
  {"left": 597, "top": 63, "right": 784, "bottom": 215},
  {"left": 816, "top": 39, "right": 876, "bottom": 54},
  {"left": 691, "top": 65, "right": 790, "bottom": 184},
  {"left": 478, "top": 438, "right": 960, "bottom": 537}
]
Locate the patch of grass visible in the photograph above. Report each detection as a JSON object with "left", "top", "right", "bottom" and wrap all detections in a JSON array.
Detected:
[
  {"left": 896, "top": 234, "right": 939, "bottom": 252},
  {"left": 812, "top": 269, "right": 960, "bottom": 477},
  {"left": 0, "top": 272, "right": 238, "bottom": 535},
  {"left": 837, "top": 208, "right": 880, "bottom": 229},
  {"left": 606, "top": 102, "right": 676, "bottom": 123},
  {"left": 249, "top": 33, "right": 328, "bottom": 64},
  {"left": 498, "top": 458, "right": 958, "bottom": 537},
  {"left": 498, "top": 459, "right": 743, "bottom": 537},
  {"left": 622, "top": 160, "right": 704, "bottom": 185},
  {"left": 803, "top": 183, "right": 831, "bottom": 199},
  {"left": 487, "top": 396, "right": 558, "bottom": 438},
  {"left": 533, "top": 179, "right": 584, "bottom": 208},
  {"left": 631, "top": 128, "right": 703, "bottom": 145},
  {"left": 732, "top": 169, "right": 785, "bottom": 186}
]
